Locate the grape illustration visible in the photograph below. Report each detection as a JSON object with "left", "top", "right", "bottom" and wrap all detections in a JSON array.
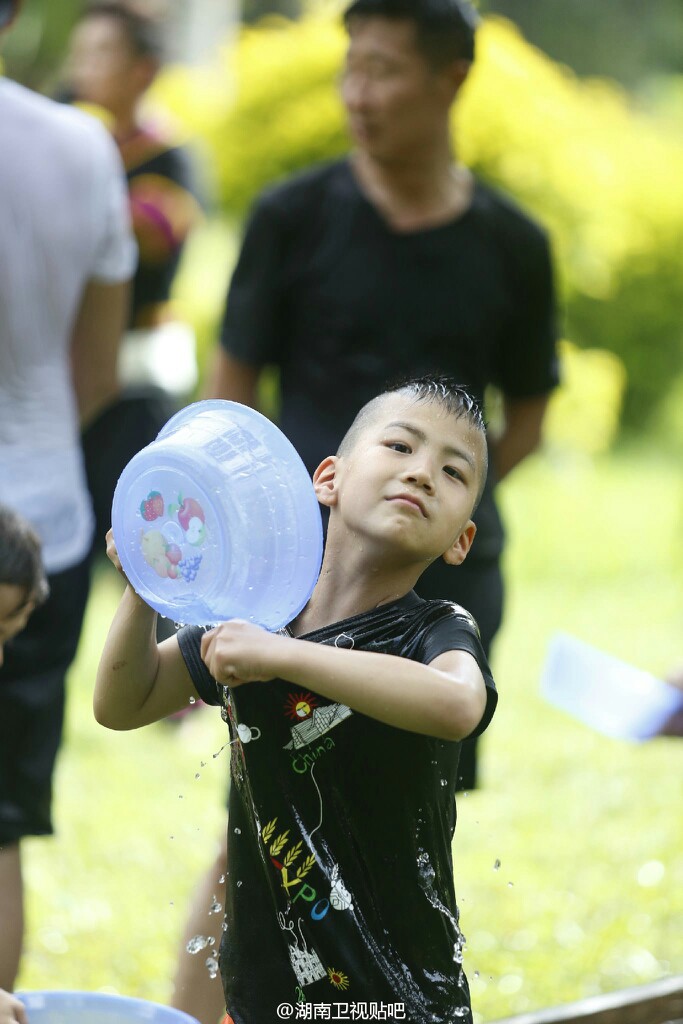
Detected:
[{"left": 178, "top": 554, "right": 203, "bottom": 583}]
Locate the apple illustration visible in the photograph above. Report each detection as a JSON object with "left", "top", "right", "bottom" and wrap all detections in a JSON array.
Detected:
[{"left": 177, "top": 497, "right": 205, "bottom": 532}]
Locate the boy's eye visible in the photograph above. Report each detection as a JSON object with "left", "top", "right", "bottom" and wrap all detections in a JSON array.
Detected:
[
  {"left": 444, "top": 466, "right": 464, "bottom": 481},
  {"left": 386, "top": 441, "right": 411, "bottom": 454}
]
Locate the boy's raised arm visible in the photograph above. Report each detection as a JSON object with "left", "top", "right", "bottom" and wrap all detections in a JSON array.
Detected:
[
  {"left": 200, "top": 620, "right": 488, "bottom": 742},
  {"left": 94, "top": 532, "right": 199, "bottom": 730}
]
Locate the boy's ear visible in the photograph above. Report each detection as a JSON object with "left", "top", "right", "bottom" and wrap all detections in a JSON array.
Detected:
[
  {"left": 442, "top": 520, "right": 477, "bottom": 567},
  {"left": 313, "top": 456, "right": 339, "bottom": 508}
]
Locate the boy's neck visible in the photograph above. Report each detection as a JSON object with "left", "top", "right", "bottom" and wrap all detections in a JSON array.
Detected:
[{"left": 290, "top": 544, "right": 426, "bottom": 637}]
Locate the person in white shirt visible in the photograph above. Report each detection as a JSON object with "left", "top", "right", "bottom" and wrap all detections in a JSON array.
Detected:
[{"left": 0, "top": 0, "right": 136, "bottom": 992}]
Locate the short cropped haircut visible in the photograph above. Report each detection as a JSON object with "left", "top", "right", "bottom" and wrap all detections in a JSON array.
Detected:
[
  {"left": 337, "top": 375, "right": 488, "bottom": 508},
  {"left": 80, "top": 1, "right": 165, "bottom": 61},
  {"left": 343, "top": 0, "right": 478, "bottom": 67},
  {"left": 0, "top": 505, "right": 49, "bottom": 607}
]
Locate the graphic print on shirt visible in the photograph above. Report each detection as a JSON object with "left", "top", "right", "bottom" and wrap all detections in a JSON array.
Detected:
[
  {"left": 277, "top": 913, "right": 327, "bottom": 987},
  {"left": 262, "top": 817, "right": 354, "bottom": 992}
]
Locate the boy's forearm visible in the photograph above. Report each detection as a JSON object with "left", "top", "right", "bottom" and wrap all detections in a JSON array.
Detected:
[
  {"left": 201, "top": 623, "right": 485, "bottom": 741},
  {"left": 94, "top": 585, "right": 160, "bottom": 729},
  {"left": 276, "top": 641, "right": 483, "bottom": 741}
]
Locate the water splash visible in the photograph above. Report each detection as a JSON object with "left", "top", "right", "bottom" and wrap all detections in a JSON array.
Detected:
[
  {"left": 186, "top": 935, "right": 214, "bottom": 954},
  {"left": 205, "top": 955, "right": 219, "bottom": 979}
]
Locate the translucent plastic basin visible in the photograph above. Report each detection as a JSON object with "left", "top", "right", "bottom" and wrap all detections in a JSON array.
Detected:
[
  {"left": 111, "top": 400, "right": 323, "bottom": 630},
  {"left": 17, "top": 991, "right": 200, "bottom": 1023}
]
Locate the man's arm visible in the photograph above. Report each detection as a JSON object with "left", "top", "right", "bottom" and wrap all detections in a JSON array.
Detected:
[
  {"left": 71, "top": 277, "right": 129, "bottom": 429},
  {"left": 490, "top": 393, "right": 549, "bottom": 482},
  {"left": 201, "top": 620, "right": 488, "bottom": 742},
  {"left": 93, "top": 533, "right": 199, "bottom": 730},
  {"left": 203, "top": 348, "right": 261, "bottom": 406}
]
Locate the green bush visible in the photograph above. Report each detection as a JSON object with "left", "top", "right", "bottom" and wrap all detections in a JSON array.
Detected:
[{"left": 153, "top": 14, "right": 683, "bottom": 431}]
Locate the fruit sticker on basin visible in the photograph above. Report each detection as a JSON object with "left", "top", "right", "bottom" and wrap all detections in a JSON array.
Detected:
[
  {"left": 139, "top": 492, "right": 206, "bottom": 581},
  {"left": 112, "top": 400, "right": 323, "bottom": 630}
]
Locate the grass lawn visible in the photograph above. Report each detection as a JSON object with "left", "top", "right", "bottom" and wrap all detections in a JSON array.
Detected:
[{"left": 17, "top": 445, "right": 683, "bottom": 1021}]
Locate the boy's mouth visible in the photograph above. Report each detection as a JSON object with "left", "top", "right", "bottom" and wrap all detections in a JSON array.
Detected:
[{"left": 387, "top": 493, "right": 428, "bottom": 517}]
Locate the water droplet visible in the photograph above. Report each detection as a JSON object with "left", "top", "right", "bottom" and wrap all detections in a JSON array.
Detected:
[
  {"left": 189, "top": 696, "right": 196, "bottom": 704},
  {"left": 219, "top": 874, "right": 226, "bottom": 884},
  {"left": 186, "top": 935, "right": 213, "bottom": 955},
  {"left": 178, "top": 794, "right": 184, "bottom": 799},
  {"left": 200, "top": 761, "right": 207, "bottom": 768},
  {"left": 205, "top": 955, "right": 219, "bottom": 979},
  {"left": 474, "top": 971, "right": 480, "bottom": 978},
  {"left": 453, "top": 1009, "right": 469, "bottom": 1018},
  {"left": 210, "top": 901, "right": 222, "bottom": 914},
  {"left": 236, "top": 880, "right": 243, "bottom": 887},
  {"left": 493, "top": 859, "right": 501, "bottom": 871},
  {"left": 507, "top": 881, "right": 514, "bottom": 888},
  {"left": 440, "top": 779, "right": 448, "bottom": 787},
  {"left": 169, "top": 835, "right": 174, "bottom": 840},
  {"left": 234, "top": 827, "right": 241, "bottom": 834},
  {"left": 195, "top": 773, "right": 201, "bottom": 780}
]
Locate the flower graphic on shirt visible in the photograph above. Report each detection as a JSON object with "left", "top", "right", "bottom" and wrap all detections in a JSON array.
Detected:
[
  {"left": 327, "top": 967, "right": 350, "bottom": 990},
  {"left": 284, "top": 691, "right": 318, "bottom": 721}
]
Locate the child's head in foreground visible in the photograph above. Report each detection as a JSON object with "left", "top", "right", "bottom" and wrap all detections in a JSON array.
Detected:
[
  {"left": 317, "top": 375, "right": 488, "bottom": 570},
  {"left": 0, "top": 505, "right": 49, "bottom": 665}
]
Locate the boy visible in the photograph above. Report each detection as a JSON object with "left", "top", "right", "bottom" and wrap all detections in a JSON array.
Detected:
[
  {"left": 0, "top": 506, "right": 48, "bottom": 667},
  {"left": 96, "top": 376, "right": 497, "bottom": 1023},
  {"left": 0, "top": 504, "right": 48, "bottom": 1021}
]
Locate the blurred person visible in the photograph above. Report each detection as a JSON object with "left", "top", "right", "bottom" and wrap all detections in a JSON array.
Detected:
[
  {"left": 0, "top": 0, "right": 136, "bottom": 989},
  {"left": 61, "top": 0, "right": 203, "bottom": 558},
  {"left": 179, "top": 0, "right": 558, "bottom": 1018},
  {"left": 207, "top": 0, "right": 558, "bottom": 785}
]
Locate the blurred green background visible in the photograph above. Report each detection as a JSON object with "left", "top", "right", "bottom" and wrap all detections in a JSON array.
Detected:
[{"left": 3, "top": 0, "right": 682, "bottom": 1018}]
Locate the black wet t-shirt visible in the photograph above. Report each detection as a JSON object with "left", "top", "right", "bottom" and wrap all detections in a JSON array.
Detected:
[{"left": 178, "top": 592, "right": 497, "bottom": 1024}]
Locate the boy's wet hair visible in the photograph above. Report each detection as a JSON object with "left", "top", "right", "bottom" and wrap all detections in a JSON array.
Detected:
[
  {"left": 387, "top": 374, "right": 486, "bottom": 433},
  {"left": 0, "top": 505, "right": 49, "bottom": 608},
  {"left": 343, "top": 0, "right": 478, "bottom": 67},
  {"left": 80, "top": 1, "right": 165, "bottom": 61}
]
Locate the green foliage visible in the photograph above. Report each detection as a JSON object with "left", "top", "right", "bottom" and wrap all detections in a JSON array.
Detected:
[
  {"left": 153, "top": 14, "right": 683, "bottom": 432},
  {"left": 17, "top": 450, "right": 683, "bottom": 1017},
  {"left": 543, "top": 341, "right": 626, "bottom": 456}
]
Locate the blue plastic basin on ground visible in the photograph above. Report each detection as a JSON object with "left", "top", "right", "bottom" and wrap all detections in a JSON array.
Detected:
[{"left": 17, "top": 991, "right": 200, "bottom": 1023}]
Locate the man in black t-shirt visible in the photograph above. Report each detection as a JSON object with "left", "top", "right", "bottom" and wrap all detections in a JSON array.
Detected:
[
  {"left": 207, "top": 0, "right": 558, "bottom": 793},
  {"left": 95, "top": 376, "right": 496, "bottom": 1024}
]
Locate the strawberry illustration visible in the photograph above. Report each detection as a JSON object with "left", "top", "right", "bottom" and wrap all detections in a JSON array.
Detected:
[
  {"left": 140, "top": 490, "right": 164, "bottom": 522},
  {"left": 166, "top": 544, "right": 182, "bottom": 565}
]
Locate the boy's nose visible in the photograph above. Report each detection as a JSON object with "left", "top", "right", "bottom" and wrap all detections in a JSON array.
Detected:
[{"left": 403, "top": 462, "right": 435, "bottom": 492}]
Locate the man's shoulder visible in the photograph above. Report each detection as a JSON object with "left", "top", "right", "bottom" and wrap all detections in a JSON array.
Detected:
[
  {"left": 257, "top": 159, "right": 350, "bottom": 218},
  {"left": 1, "top": 80, "right": 117, "bottom": 171},
  {"left": 472, "top": 177, "right": 550, "bottom": 247}
]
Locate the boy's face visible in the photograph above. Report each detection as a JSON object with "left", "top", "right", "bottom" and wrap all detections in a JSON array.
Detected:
[
  {"left": 0, "top": 583, "right": 34, "bottom": 667},
  {"left": 326, "top": 395, "right": 485, "bottom": 568}
]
